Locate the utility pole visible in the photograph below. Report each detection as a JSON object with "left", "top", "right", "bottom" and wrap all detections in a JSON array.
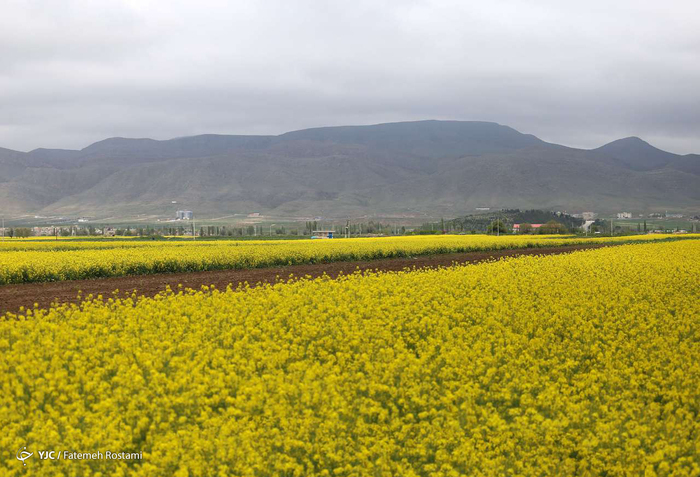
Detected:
[{"left": 192, "top": 214, "right": 196, "bottom": 240}]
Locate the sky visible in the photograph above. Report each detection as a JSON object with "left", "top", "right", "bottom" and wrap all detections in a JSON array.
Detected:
[{"left": 1, "top": 0, "right": 699, "bottom": 154}]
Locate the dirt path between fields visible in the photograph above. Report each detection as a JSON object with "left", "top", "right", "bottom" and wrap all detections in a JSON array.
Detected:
[{"left": 0, "top": 244, "right": 608, "bottom": 316}]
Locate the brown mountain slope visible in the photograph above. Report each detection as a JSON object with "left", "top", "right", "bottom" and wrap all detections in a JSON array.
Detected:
[{"left": 1, "top": 120, "right": 698, "bottom": 217}]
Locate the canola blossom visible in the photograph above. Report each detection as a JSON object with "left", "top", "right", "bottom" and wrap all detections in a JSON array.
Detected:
[
  {"left": 0, "top": 233, "right": 696, "bottom": 284},
  {"left": 1, "top": 240, "right": 699, "bottom": 476}
]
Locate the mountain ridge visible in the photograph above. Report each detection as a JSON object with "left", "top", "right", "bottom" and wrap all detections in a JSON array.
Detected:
[
  {"left": 1, "top": 120, "right": 698, "bottom": 217},
  {"left": 2, "top": 121, "right": 696, "bottom": 157}
]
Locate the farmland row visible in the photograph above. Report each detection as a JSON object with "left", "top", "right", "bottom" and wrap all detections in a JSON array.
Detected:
[{"left": 0, "top": 234, "right": 696, "bottom": 285}]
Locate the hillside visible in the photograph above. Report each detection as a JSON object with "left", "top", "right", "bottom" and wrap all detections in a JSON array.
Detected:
[{"left": 0, "top": 120, "right": 698, "bottom": 218}]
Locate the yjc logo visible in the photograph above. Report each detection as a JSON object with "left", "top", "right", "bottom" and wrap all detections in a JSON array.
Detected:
[{"left": 16, "top": 446, "right": 33, "bottom": 466}]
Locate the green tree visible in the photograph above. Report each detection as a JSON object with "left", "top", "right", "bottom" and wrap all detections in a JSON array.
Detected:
[
  {"left": 487, "top": 220, "right": 508, "bottom": 234},
  {"left": 539, "top": 220, "right": 567, "bottom": 234},
  {"left": 14, "top": 227, "right": 32, "bottom": 237},
  {"left": 518, "top": 223, "right": 533, "bottom": 234}
]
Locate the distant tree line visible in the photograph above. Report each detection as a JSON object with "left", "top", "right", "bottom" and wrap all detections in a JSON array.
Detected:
[
  {"left": 5, "top": 221, "right": 412, "bottom": 239},
  {"left": 503, "top": 209, "right": 584, "bottom": 229},
  {"left": 516, "top": 220, "right": 568, "bottom": 235},
  {"left": 2, "top": 227, "right": 32, "bottom": 238},
  {"left": 427, "top": 209, "right": 584, "bottom": 234}
]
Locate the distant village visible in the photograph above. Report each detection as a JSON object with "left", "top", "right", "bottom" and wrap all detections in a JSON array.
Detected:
[{"left": 1, "top": 208, "right": 697, "bottom": 238}]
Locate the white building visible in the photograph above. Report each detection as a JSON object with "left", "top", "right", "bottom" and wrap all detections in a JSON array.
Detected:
[
  {"left": 176, "top": 210, "right": 193, "bottom": 220},
  {"left": 616, "top": 212, "right": 632, "bottom": 219}
]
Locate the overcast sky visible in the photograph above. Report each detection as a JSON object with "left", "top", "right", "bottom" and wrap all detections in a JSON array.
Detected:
[{"left": 1, "top": 0, "right": 699, "bottom": 153}]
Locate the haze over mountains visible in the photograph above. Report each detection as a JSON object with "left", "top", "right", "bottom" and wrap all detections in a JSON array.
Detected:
[{"left": 0, "top": 120, "right": 698, "bottom": 219}]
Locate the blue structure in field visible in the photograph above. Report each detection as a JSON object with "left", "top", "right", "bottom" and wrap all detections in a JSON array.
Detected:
[{"left": 311, "top": 230, "right": 334, "bottom": 239}]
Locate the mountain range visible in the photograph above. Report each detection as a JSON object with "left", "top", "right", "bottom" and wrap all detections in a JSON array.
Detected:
[{"left": 1, "top": 120, "right": 698, "bottom": 219}]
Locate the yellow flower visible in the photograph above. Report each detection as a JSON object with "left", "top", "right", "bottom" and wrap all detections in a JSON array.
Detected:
[{"left": 0, "top": 240, "right": 698, "bottom": 476}]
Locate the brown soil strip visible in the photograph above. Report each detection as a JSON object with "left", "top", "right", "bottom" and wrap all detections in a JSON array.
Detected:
[{"left": 0, "top": 244, "right": 607, "bottom": 316}]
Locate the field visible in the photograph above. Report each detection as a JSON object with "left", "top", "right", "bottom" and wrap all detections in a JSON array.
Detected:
[
  {"left": 1, "top": 239, "right": 699, "bottom": 476},
  {"left": 0, "top": 243, "right": 607, "bottom": 316},
  {"left": 0, "top": 234, "right": 696, "bottom": 285}
]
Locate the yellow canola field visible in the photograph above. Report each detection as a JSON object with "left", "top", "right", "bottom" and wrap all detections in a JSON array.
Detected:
[
  {"left": 0, "top": 233, "right": 696, "bottom": 284},
  {"left": 1, "top": 240, "right": 699, "bottom": 476}
]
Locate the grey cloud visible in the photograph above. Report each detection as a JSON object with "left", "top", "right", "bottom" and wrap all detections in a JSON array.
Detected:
[{"left": 0, "top": 0, "right": 698, "bottom": 153}]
